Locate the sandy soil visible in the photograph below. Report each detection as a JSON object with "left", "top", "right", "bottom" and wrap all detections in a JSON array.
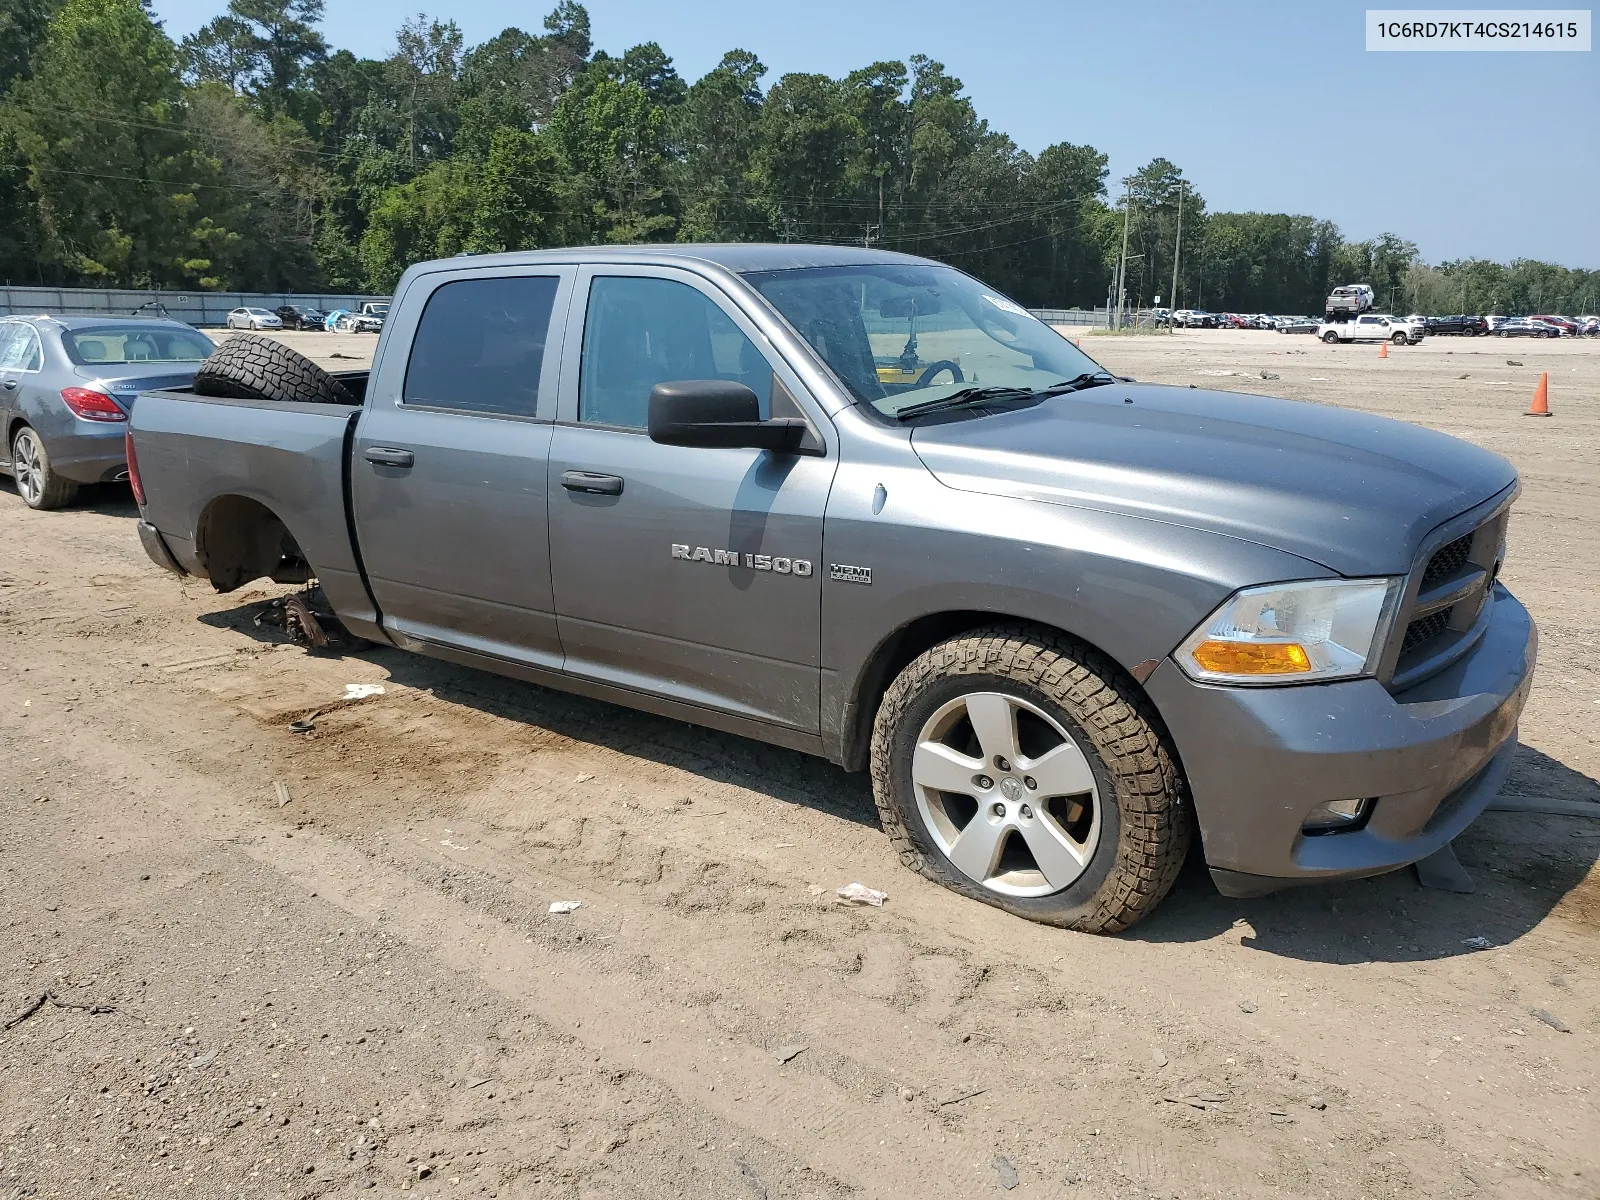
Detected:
[{"left": 1, "top": 328, "right": 1596, "bottom": 1199}]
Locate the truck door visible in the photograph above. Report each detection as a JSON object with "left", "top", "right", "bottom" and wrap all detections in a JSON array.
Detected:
[
  {"left": 351, "top": 267, "right": 575, "bottom": 670},
  {"left": 545, "top": 267, "right": 835, "bottom": 734}
]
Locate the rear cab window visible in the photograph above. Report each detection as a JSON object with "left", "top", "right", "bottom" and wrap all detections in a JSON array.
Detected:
[{"left": 403, "top": 275, "right": 561, "bottom": 418}]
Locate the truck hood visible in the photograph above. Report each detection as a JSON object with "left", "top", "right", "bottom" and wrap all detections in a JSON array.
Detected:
[{"left": 909, "top": 384, "right": 1516, "bottom": 576}]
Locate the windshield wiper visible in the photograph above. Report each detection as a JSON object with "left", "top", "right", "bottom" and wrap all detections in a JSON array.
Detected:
[
  {"left": 1030, "top": 371, "right": 1118, "bottom": 397},
  {"left": 894, "top": 386, "right": 1036, "bottom": 421}
]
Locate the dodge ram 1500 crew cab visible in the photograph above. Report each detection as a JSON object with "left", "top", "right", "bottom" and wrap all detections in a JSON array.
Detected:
[{"left": 128, "top": 245, "right": 1536, "bottom": 932}]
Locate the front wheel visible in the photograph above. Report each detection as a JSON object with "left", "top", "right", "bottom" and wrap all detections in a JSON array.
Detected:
[
  {"left": 1392, "top": 331, "right": 1408, "bottom": 345},
  {"left": 11, "top": 426, "right": 79, "bottom": 510},
  {"left": 870, "top": 626, "right": 1192, "bottom": 932}
]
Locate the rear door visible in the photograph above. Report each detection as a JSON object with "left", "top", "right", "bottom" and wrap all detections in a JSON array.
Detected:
[
  {"left": 545, "top": 266, "right": 836, "bottom": 733},
  {"left": 351, "top": 266, "right": 575, "bottom": 670},
  {"left": 0, "top": 323, "right": 24, "bottom": 458}
]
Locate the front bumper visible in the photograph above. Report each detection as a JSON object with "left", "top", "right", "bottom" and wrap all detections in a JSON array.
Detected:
[{"left": 1145, "top": 583, "right": 1536, "bottom": 894}]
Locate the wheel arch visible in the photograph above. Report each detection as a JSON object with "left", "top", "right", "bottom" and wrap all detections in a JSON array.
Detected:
[
  {"left": 193, "top": 492, "right": 312, "bottom": 593},
  {"left": 836, "top": 609, "right": 1165, "bottom": 774}
]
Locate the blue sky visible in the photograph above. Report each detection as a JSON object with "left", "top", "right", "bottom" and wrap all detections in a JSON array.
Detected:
[{"left": 149, "top": 0, "right": 1599, "bottom": 267}]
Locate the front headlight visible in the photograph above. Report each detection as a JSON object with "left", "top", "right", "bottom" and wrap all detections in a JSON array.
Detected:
[{"left": 1176, "top": 577, "right": 1401, "bottom": 685}]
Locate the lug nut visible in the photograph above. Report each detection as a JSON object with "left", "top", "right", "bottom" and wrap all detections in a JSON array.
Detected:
[
  {"left": 1024, "top": 776, "right": 1037, "bottom": 790},
  {"left": 991, "top": 802, "right": 1006, "bottom": 818},
  {"left": 975, "top": 775, "right": 994, "bottom": 790},
  {"left": 1019, "top": 804, "right": 1034, "bottom": 820},
  {"left": 994, "top": 756, "right": 1011, "bottom": 772}
]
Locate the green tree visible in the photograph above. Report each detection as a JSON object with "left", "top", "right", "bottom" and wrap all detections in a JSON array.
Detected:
[
  {"left": 550, "top": 73, "right": 673, "bottom": 242},
  {"left": 5, "top": 0, "right": 235, "bottom": 285},
  {"left": 0, "top": 0, "right": 61, "bottom": 94},
  {"left": 671, "top": 49, "right": 769, "bottom": 242}
]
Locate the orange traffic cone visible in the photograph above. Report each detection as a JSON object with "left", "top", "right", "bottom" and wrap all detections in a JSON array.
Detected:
[
  {"left": 1378, "top": 341, "right": 1389, "bottom": 359},
  {"left": 1525, "top": 371, "right": 1551, "bottom": 417}
]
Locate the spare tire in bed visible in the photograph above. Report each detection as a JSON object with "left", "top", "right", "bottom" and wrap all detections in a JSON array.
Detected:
[{"left": 194, "top": 333, "right": 356, "bottom": 405}]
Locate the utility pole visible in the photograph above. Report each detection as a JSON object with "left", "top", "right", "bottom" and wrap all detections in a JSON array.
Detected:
[
  {"left": 1169, "top": 177, "right": 1184, "bottom": 321},
  {"left": 1115, "top": 180, "right": 1132, "bottom": 331}
]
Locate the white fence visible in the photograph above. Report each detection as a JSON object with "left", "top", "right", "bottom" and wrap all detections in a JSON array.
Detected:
[
  {"left": 0, "top": 286, "right": 390, "bottom": 328},
  {"left": 1030, "top": 307, "right": 1109, "bottom": 328},
  {"left": 0, "top": 284, "right": 1109, "bottom": 332}
]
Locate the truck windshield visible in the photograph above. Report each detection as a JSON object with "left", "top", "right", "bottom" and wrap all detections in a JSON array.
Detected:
[
  {"left": 62, "top": 326, "right": 215, "bottom": 365},
  {"left": 742, "top": 263, "right": 1100, "bottom": 418}
]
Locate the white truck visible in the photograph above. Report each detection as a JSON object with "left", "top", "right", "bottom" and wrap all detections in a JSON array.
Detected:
[
  {"left": 1325, "top": 284, "right": 1375, "bottom": 319},
  {"left": 1318, "top": 313, "right": 1424, "bottom": 345}
]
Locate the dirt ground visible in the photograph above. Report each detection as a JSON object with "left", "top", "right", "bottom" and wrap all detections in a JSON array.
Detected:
[{"left": 1, "top": 327, "right": 1596, "bottom": 1200}]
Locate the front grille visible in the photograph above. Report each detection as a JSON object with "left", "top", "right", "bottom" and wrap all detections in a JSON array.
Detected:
[
  {"left": 1421, "top": 533, "right": 1472, "bottom": 588},
  {"left": 1401, "top": 607, "right": 1453, "bottom": 655}
]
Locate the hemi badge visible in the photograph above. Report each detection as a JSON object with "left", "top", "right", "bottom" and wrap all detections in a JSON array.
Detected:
[{"left": 830, "top": 564, "right": 872, "bottom": 585}]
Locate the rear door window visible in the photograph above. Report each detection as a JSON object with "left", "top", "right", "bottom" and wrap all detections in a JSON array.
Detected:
[
  {"left": 403, "top": 275, "right": 561, "bottom": 418},
  {"left": 0, "top": 325, "right": 41, "bottom": 370}
]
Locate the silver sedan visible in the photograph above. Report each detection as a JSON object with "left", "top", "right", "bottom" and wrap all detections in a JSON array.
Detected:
[{"left": 0, "top": 315, "right": 214, "bottom": 509}]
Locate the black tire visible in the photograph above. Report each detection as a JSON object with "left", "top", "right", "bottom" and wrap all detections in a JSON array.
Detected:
[
  {"left": 194, "top": 334, "right": 355, "bottom": 405},
  {"left": 1391, "top": 332, "right": 1408, "bottom": 345},
  {"left": 1322, "top": 331, "right": 1339, "bottom": 344},
  {"left": 11, "top": 425, "right": 79, "bottom": 510},
  {"left": 869, "top": 625, "right": 1192, "bottom": 933}
]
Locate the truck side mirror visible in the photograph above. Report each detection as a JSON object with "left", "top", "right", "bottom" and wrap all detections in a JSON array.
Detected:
[{"left": 647, "top": 380, "right": 807, "bottom": 453}]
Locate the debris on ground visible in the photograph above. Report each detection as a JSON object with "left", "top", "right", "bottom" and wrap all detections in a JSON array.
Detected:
[
  {"left": 1506, "top": 360, "right": 1523, "bottom": 366},
  {"left": 1238, "top": 1001, "right": 1258, "bottom": 1013},
  {"left": 1530, "top": 1008, "right": 1571, "bottom": 1033},
  {"left": 939, "top": 1088, "right": 986, "bottom": 1106},
  {"left": 1308, "top": 1096, "right": 1327, "bottom": 1110},
  {"left": 547, "top": 901, "right": 582, "bottom": 915},
  {"left": 835, "top": 882, "right": 888, "bottom": 906},
  {"left": 253, "top": 586, "right": 353, "bottom": 649},
  {"left": 273, "top": 780, "right": 292, "bottom": 808},
  {"left": 775, "top": 1044, "right": 807, "bottom": 1064},
  {"left": 734, "top": 1154, "right": 768, "bottom": 1200},
  {"left": 574, "top": 773, "right": 594, "bottom": 784},
  {"left": 1415, "top": 843, "right": 1475, "bottom": 892},
  {"left": 3, "top": 990, "right": 117, "bottom": 1032},
  {"left": 1461, "top": 936, "right": 1496, "bottom": 950},
  {"left": 1259, "top": 371, "right": 1280, "bottom": 380},
  {"left": 343, "top": 683, "right": 386, "bottom": 700},
  {"left": 993, "top": 1154, "right": 1019, "bottom": 1190}
]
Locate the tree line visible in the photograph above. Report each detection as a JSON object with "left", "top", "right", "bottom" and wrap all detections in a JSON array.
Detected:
[{"left": 1, "top": 0, "right": 1595, "bottom": 316}]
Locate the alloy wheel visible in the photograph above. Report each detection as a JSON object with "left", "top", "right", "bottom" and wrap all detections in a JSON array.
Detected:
[
  {"left": 13, "top": 430, "right": 43, "bottom": 506},
  {"left": 910, "top": 691, "right": 1101, "bottom": 897}
]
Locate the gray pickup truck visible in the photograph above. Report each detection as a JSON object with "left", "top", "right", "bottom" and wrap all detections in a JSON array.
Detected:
[{"left": 128, "top": 246, "right": 1536, "bottom": 932}]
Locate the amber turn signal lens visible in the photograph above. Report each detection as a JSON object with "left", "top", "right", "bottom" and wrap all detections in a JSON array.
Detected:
[{"left": 1188, "top": 640, "right": 1312, "bottom": 676}]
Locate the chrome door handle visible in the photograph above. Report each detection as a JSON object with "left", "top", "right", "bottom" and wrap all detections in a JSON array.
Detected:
[
  {"left": 561, "top": 470, "right": 623, "bottom": 496},
  {"left": 363, "top": 447, "right": 414, "bottom": 468}
]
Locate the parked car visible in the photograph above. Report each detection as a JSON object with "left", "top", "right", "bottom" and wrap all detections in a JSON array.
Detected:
[
  {"left": 1425, "top": 315, "right": 1488, "bottom": 336},
  {"left": 1496, "top": 318, "right": 1560, "bottom": 338},
  {"left": 275, "top": 304, "right": 329, "bottom": 331},
  {"left": 226, "top": 307, "right": 283, "bottom": 331},
  {"left": 1276, "top": 317, "right": 1321, "bottom": 334},
  {"left": 1171, "top": 309, "right": 1217, "bottom": 328},
  {"left": 1319, "top": 314, "right": 1424, "bottom": 344},
  {"left": 1580, "top": 316, "right": 1599, "bottom": 336},
  {"left": 1530, "top": 315, "right": 1578, "bottom": 336},
  {"left": 129, "top": 244, "right": 1534, "bottom": 932},
  {"left": 0, "top": 315, "right": 214, "bottom": 509}
]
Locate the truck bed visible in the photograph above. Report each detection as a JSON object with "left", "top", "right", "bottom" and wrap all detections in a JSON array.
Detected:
[{"left": 131, "top": 373, "right": 376, "bottom": 626}]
